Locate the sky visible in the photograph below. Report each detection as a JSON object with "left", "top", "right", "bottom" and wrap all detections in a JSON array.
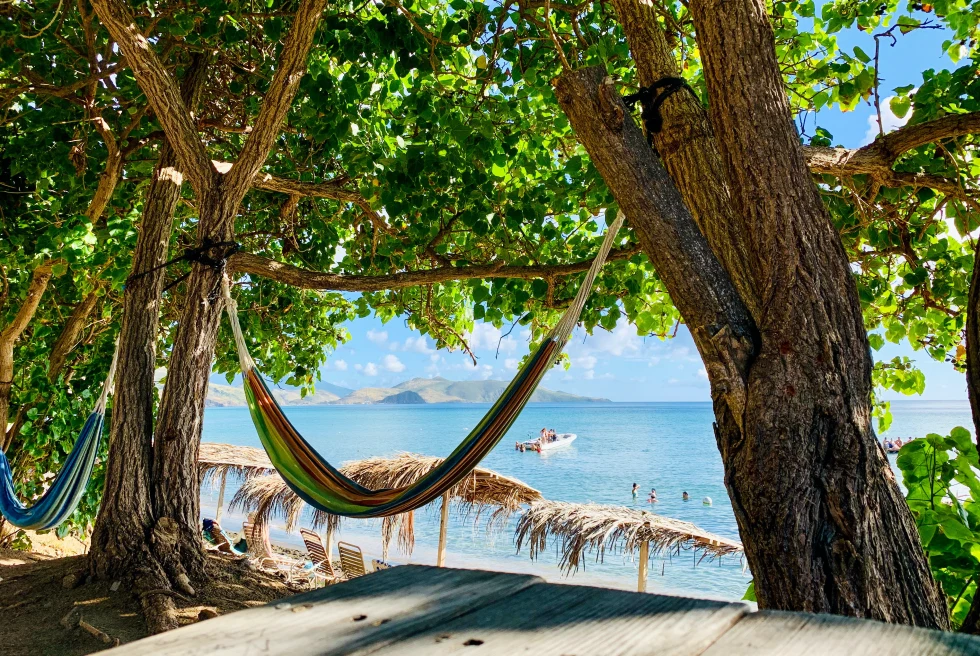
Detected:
[{"left": 297, "top": 17, "right": 970, "bottom": 403}]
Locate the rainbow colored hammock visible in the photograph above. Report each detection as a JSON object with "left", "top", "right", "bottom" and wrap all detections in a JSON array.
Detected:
[
  {"left": 223, "top": 213, "right": 625, "bottom": 518},
  {"left": 0, "top": 346, "right": 116, "bottom": 529}
]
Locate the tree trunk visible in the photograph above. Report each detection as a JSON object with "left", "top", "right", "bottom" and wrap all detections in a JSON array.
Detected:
[
  {"left": 556, "top": 64, "right": 948, "bottom": 627},
  {"left": 149, "top": 187, "right": 239, "bottom": 586},
  {"left": 88, "top": 56, "right": 208, "bottom": 634},
  {"left": 0, "top": 264, "right": 55, "bottom": 450},
  {"left": 608, "top": 0, "right": 759, "bottom": 318}
]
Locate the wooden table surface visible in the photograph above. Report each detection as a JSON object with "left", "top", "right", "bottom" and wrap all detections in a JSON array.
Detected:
[{"left": 108, "top": 565, "right": 980, "bottom": 655}]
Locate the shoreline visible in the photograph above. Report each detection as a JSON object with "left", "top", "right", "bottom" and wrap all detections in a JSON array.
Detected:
[{"left": 200, "top": 494, "right": 749, "bottom": 604}]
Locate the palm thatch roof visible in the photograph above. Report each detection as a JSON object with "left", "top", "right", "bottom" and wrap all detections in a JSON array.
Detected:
[
  {"left": 230, "top": 452, "right": 542, "bottom": 558},
  {"left": 198, "top": 442, "right": 274, "bottom": 489},
  {"left": 515, "top": 500, "right": 743, "bottom": 574}
]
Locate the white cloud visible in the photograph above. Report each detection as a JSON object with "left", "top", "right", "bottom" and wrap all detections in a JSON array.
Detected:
[
  {"left": 583, "top": 370, "right": 595, "bottom": 380},
  {"left": 576, "top": 355, "right": 598, "bottom": 370},
  {"left": 504, "top": 358, "right": 519, "bottom": 371},
  {"left": 401, "top": 336, "right": 434, "bottom": 354},
  {"left": 862, "top": 95, "right": 913, "bottom": 146},
  {"left": 478, "top": 364, "right": 494, "bottom": 380},
  {"left": 366, "top": 329, "right": 388, "bottom": 345},
  {"left": 363, "top": 362, "right": 379, "bottom": 376},
  {"left": 466, "top": 323, "right": 517, "bottom": 354},
  {"left": 697, "top": 367, "right": 708, "bottom": 379},
  {"left": 667, "top": 377, "right": 680, "bottom": 385},
  {"left": 333, "top": 359, "right": 348, "bottom": 371},
  {"left": 430, "top": 353, "right": 441, "bottom": 363},
  {"left": 381, "top": 354, "right": 406, "bottom": 373},
  {"left": 579, "top": 322, "right": 641, "bottom": 357}
]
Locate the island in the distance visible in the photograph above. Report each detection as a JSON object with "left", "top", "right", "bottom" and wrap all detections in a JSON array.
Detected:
[{"left": 205, "top": 376, "right": 610, "bottom": 407}]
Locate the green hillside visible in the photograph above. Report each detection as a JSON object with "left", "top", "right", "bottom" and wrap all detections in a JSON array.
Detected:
[{"left": 205, "top": 384, "right": 339, "bottom": 407}]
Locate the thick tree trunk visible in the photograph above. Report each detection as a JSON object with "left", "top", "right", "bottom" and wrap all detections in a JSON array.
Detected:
[
  {"left": 556, "top": 64, "right": 948, "bottom": 627},
  {"left": 149, "top": 187, "right": 239, "bottom": 586},
  {"left": 0, "top": 264, "right": 55, "bottom": 450},
  {"left": 88, "top": 56, "right": 207, "bottom": 634},
  {"left": 609, "top": 0, "right": 759, "bottom": 317},
  {"left": 687, "top": 0, "right": 946, "bottom": 627},
  {"left": 966, "top": 238, "right": 980, "bottom": 457}
]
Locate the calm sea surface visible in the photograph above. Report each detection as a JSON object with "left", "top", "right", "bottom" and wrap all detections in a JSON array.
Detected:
[{"left": 200, "top": 400, "right": 972, "bottom": 601}]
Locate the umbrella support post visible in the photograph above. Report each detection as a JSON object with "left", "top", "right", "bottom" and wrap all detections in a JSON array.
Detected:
[
  {"left": 637, "top": 540, "right": 649, "bottom": 593},
  {"left": 437, "top": 491, "right": 450, "bottom": 567},
  {"left": 325, "top": 526, "right": 334, "bottom": 562},
  {"left": 215, "top": 470, "right": 228, "bottom": 523}
]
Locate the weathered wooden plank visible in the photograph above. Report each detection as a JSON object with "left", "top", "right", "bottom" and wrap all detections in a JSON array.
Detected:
[
  {"left": 700, "top": 610, "right": 980, "bottom": 655},
  {"left": 376, "top": 580, "right": 748, "bottom": 656},
  {"left": 107, "top": 566, "right": 542, "bottom": 656}
]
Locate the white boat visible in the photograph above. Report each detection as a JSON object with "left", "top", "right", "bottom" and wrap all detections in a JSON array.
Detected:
[{"left": 520, "top": 433, "right": 577, "bottom": 452}]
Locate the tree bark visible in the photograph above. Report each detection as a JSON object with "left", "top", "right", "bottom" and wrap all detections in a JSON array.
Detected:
[
  {"left": 688, "top": 0, "right": 946, "bottom": 626},
  {"left": 556, "top": 63, "right": 948, "bottom": 627},
  {"left": 88, "top": 55, "right": 208, "bottom": 634},
  {"left": 554, "top": 67, "right": 756, "bottom": 447},
  {"left": 967, "top": 239, "right": 980, "bottom": 459},
  {"left": 609, "top": 0, "right": 760, "bottom": 318},
  {"left": 0, "top": 263, "right": 55, "bottom": 450},
  {"left": 145, "top": 0, "right": 327, "bottom": 603},
  {"left": 47, "top": 290, "right": 100, "bottom": 382}
]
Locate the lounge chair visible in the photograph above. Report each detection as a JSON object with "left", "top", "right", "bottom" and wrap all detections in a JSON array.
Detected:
[
  {"left": 299, "top": 528, "right": 345, "bottom": 587},
  {"left": 242, "top": 521, "right": 305, "bottom": 581},
  {"left": 210, "top": 525, "right": 246, "bottom": 556},
  {"left": 337, "top": 541, "right": 367, "bottom": 579}
]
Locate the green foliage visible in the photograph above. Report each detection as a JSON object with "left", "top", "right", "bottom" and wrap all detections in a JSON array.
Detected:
[
  {"left": 897, "top": 428, "right": 980, "bottom": 628},
  {"left": 0, "top": 0, "right": 977, "bottom": 534}
]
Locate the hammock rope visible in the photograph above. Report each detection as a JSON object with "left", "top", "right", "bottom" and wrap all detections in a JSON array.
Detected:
[
  {"left": 224, "top": 212, "right": 626, "bottom": 518},
  {"left": 0, "top": 338, "right": 118, "bottom": 530}
]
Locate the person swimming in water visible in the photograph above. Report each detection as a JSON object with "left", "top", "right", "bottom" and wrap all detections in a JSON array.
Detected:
[
  {"left": 648, "top": 488, "right": 658, "bottom": 503},
  {"left": 632, "top": 483, "right": 639, "bottom": 498},
  {"left": 682, "top": 491, "right": 690, "bottom": 501}
]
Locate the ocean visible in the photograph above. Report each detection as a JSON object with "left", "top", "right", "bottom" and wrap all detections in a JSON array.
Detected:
[{"left": 200, "top": 400, "right": 973, "bottom": 601}]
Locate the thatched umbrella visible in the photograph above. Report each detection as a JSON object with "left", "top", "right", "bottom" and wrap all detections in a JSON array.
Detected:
[
  {"left": 231, "top": 452, "right": 542, "bottom": 562},
  {"left": 515, "top": 500, "right": 743, "bottom": 592},
  {"left": 198, "top": 442, "right": 274, "bottom": 522}
]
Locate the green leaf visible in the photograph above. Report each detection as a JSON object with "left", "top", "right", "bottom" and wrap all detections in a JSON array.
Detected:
[{"left": 889, "top": 96, "right": 912, "bottom": 120}]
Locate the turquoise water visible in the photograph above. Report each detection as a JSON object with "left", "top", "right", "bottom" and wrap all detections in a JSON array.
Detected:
[{"left": 200, "top": 400, "right": 973, "bottom": 601}]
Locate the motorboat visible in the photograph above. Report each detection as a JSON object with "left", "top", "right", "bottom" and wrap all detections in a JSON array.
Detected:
[{"left": 519, "top": 432, "right": 577, "bottom": 453}]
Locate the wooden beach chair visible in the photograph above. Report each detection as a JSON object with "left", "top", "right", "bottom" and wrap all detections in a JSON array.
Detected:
[
  {"left": 337, "top": 541, "right": 367, "bottom": 579},
  {"left": 242, "top": 521, "right": 304, "bottom": 581},
  {"left": 299, "top": 528, "right": 345, "bottom": 587},
  {"left": 210, "top": 525, "right": 246, "bottom": 556}
]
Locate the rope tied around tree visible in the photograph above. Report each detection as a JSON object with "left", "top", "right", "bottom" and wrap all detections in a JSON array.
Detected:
[
  {"left": 623, "top": 77, "right": 699, "bottom": 145},
  {"left": 125, "top": 238, "right": 240, "bottom": 300}
]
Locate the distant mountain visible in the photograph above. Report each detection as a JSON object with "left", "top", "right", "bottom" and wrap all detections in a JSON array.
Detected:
[
  {"left": 316, "top": 381, "right": 355, "bottom": 398},
  {"left": 205, "top": 377, "right": 609, "bottom": 407},
  {"left": 378, "top": 390, "right": 426, "bottom": 404},
  {"left": 205, "top": 384, "right": 340, "bottom": 407}
]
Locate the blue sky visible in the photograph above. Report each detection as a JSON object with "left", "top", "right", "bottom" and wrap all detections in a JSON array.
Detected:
[{"left": 310, "top": 18, "right": 968, "bottom": 403}]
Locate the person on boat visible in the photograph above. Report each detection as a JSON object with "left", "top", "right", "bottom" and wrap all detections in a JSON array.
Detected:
[
  {"left": 540, "top": 428, "right": 548, "bottom": 439},
  {"left": 894, "top": 438, "right": 904, "bottom": 449},
  {"left": 682, "top": 491, "right": 690, "bottom": 501},
  {"left": 648, "top": 488, "right": 658, "bottom": 503},
  {"left": 632, "top": 483, "right": 639, "bottom": 498},
  {"left": 882, "top": 438, "right": 893, "bottom": 450}
]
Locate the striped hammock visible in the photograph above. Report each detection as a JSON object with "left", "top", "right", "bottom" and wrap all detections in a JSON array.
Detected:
[
  {"left": 0, "top": 345, "right": 117, "bottom": 529},
  {"left": 224, "top": 213, "right": 625, "bottom": 518}
]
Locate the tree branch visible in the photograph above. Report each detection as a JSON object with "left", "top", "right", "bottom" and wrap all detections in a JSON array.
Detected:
[
  {"left": 89, "top": 0, "right": 214, "bottom": 196},
  {"left": 213, "top": 161, "right": 361, "bottom": 202},
  {"left": 228, "top": 246, "right": 641, "bottom": 291},
  {"left": 803, "top": 111, "right": 980, "bottom": 183},
  {"left": 225, "top": 0, "right": 328, "bottom": 198}
]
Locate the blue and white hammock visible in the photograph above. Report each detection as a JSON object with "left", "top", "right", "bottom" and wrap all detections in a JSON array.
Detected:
[{"left": 0, "top": 344, "right": 117, "bottom": 530}]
